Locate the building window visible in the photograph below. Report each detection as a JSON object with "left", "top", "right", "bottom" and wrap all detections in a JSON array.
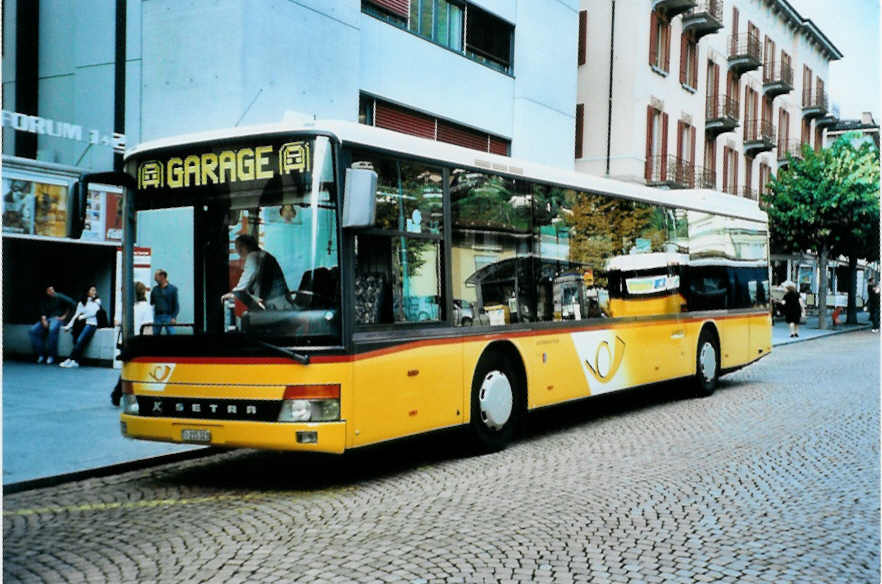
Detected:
[
  {"left": 363, "top": 1, "right": 512, "bottom": 74},
  {"left": 722, "top": 146, "right": 738, "bottom": 194},
  {"left": 465, "top": 4, "right": 513, "bottom": 73},
  {"left": 704, "top": 137, "right": 716, "bottom": 189},
  {"left": 744, "top": 154, "right": 753, "bottom": 193},
  {"left": 359, "top": 94, "right": 510, "bottom": 156},
  {"left": 645, "top": 106, "right": 667, "bottom": 182},
  {"left": 409, "top": 0, "right": 464, "bottom": 51},
  {"left": 680, "top": 32, "right": 698, "bottom": 90},
  {"left": 801, "top": 118, "right": 811, "bottom": 147},
  {"left": 759, "top": 162, "right": 772, "bottom": 196},
  {"left": 802, "top": 65, "right": 812, "bottom": 106},
  {"left": 777, "top": 108, "right": 790, "bottom": 151},
  {"left": 575, "top": 104, "right": 584, "bottom": 159},
  {"left": 814, "top": 126, "right": 823, "bottom": 152},
  {"left": 578, "top": 10, "right": 588, "bottom": 66},
  {"left": 649, "top": 10, "right": 670, "bottom": 73}
]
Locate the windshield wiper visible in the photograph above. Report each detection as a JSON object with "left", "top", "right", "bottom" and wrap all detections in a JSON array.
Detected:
[{"left": 252, "top": 338, "right": 310, "bottom": 365}]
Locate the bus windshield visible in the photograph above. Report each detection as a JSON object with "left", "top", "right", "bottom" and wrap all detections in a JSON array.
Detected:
[{"left": 128, "top": 135, "right": 340, "bottom": 348}]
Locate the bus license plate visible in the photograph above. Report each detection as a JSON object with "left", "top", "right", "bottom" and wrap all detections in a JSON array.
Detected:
[{"left": 181, "top": 429, "right": 211, "bottom": 443}]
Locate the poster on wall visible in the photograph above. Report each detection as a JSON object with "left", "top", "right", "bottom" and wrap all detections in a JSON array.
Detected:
[
  {"left": 81, "top": 184, "right": 123, "bottom": 242},
  {"left": 1, "top": 176, "right": 69, "bottom": 236}
]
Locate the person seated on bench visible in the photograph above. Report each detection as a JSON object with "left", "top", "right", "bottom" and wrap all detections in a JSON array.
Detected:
[{"left": 221, "top": 234, "right": 290, "bottom": 311}]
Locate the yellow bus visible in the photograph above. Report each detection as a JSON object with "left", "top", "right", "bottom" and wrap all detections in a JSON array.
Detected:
[{"left": 95, "top": 116, "right": 770, "bottom": 453}]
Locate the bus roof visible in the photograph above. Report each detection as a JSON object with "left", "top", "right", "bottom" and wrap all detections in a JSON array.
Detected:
[{"left": 126, "top": 114, "right": 767, "bottom": 223}]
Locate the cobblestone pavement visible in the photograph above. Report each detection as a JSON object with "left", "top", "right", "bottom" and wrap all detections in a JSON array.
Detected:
[{"left": 4, "top": 332, "right": 879, "bottom": 584}]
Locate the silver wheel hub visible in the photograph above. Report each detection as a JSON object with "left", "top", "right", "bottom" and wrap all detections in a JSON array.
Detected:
[
  {"left": 699, "top": 342, "right": 717, "bottom": 382},
  {"left": 479, "top": 370, "right": 513, "bottom": 431}
]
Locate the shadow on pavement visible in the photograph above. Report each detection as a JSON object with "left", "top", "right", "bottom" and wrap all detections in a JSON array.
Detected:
[{"left": 148, "top": 375, "right": 729, "bottom": 492}]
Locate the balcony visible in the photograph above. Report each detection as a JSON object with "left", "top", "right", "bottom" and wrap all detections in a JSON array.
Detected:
[
  {"left": 744, "top": 119, "right": 776, "bottom": 154},
  {"left": 647, "top": 155, "right": 695, "bottom": 188},
  {"left": 816, "top": 102, "right": 840, "bottom": 128},
  {"left": 682, "top": 0, "right": 723, "bottom": 40},
  {"left": 762, "top": 61, "right": 793, "bottom": 98},
  {"left": 728, "top": 32, "right": 761, "bottom": 75},
  {"left": 651, "top": 0, "right": 698, "bottom": 19},
  {"left": 776, "top": 140, "right": 804, "bottom": 167},
  {"left": 695, "top": 166, "right": 716, "bottom": 189},
  {"left": 802, "top": 89, "right": 828, "bottom": 118},
  {"left": 705, "top": 94, "right": 739, "bottom": 137}
]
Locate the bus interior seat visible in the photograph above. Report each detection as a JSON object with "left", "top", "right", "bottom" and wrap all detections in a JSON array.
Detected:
[
  {"left": 354, "top": 272, "right": 389, "bottom": 325},
  {"left": 293, "top": 267, "right": 339, "bottom": 309}
]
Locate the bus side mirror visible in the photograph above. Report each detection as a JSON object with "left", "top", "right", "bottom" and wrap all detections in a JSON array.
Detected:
[{"left": 342, "top": 168, "right": 377, "bottom": 229}]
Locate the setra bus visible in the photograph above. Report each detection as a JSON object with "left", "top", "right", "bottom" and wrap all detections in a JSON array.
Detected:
[{"left": 95, "top": 115, "right": 770, "bottom": 453}]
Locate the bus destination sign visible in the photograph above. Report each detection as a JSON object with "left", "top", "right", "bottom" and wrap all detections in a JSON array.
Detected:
[{"left": 137, "top": 140, "right": 311, "bottom": 190}]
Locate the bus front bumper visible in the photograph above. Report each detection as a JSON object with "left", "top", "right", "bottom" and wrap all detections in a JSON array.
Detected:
[{"left": 120, "top": 415, "right": 347, "bottom": 454}]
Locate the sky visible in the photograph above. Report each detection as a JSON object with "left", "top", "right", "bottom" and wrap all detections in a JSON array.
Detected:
[{"left": 792, "top": 0, "right": 880, "bottom": 121}]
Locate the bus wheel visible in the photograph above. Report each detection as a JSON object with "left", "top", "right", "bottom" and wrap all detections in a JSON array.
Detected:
[
  {"left": 469, "top": 353, "right": 520, "bottom": 452},
  {"left": 694, "top": 329, "right": 720, "bottom": 397}
]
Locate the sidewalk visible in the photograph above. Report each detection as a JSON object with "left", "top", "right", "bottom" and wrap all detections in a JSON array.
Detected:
[
  {"left": 772, "top": 310, "right": 872, "bottom": 346},
  {"left": 2, "top": 360, "right": 203, "bottom": 488},
  {"left": 2, "top": 310, "right": 873, "bottom": 489}
]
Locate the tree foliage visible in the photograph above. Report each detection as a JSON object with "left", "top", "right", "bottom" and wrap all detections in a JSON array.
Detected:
[{"left": 762, "top": 134, "right": 880, "bottom": 328}]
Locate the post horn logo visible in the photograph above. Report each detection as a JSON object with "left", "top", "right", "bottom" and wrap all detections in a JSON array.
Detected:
[
  {"left": 585, "top": 336, "right": 626, "bottom": 383},
  {"left": 147, "top": 364, "right": 173, "bottom": 383}
]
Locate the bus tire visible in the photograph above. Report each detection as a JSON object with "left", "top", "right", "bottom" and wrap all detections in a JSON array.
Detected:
[
  {"left": 469, "top": 351, "right": 521, "bottom": 452},
  {"left": 694, "top": 328, "right": 720, "bottom": 397}
]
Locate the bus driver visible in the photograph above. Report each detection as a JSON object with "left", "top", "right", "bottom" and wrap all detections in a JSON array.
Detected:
[{"left": 222, "top": 234, "right": 290, "bottom": 311}]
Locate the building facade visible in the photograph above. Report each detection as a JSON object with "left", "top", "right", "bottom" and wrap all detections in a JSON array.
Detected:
[
  {"left": 825, "top": 112, "right": 880, "bottom": 150},
  {"left": 575, "top": 0, "right": 842, "bottom": 201},
  {"left": 2, "top": 0, "right": 580, "bottom": 349}
]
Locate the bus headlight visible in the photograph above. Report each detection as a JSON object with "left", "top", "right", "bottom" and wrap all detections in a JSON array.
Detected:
[
  {"left": 122, "top": 380, "right": 139, "bottom": 414},
  {"left": 278, "top": 385, "right": 340, "bottom": 422}
]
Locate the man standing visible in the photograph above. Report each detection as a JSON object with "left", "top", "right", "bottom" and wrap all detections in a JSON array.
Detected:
[
  {"left": 29, "top": 285, "right": 75, "bottom": 364},
  {"left": 150, "top": 269, "right": 179, "bottom": 334}
]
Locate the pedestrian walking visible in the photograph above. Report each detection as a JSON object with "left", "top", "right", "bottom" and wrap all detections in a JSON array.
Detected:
[
  {"left": 150, "top": 269, "right": 179, "bottom": 334},
  {"left": 60, "top": 285, "right": 102, "bottom": 368},
  {"left": 28, "top": 285, "right": 75, "bottom": 365},
  {"left": 782, "top": 281, "right": 803, "bottom": 338},
  {"left": 868, "top": 279, "right": 880, "bottom": 333}
]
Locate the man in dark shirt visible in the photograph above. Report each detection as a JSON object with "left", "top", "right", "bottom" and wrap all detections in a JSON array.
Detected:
[
  {"left": 150, "top": 269, "right": 179, "bottom": 335},
  {"left": 29, "top": 285, "right": 75, "bottom": 364}
]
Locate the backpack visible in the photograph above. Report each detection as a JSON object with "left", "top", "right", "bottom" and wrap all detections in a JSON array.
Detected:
[{"left": 96, "top": 307, "right": 109, "bottom": 328}]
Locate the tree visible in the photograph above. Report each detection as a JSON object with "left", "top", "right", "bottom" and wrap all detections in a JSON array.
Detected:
[{"left": 763, "top": 135, "right": 880, "bottom": 329}]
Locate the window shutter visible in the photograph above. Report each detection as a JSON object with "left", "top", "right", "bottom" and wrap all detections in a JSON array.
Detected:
[
  {"left": 488, "top": 136, "right": 509, "bottom": 156},
  {"left": 679, "top": 34, "right": 687, "bottom": 84},
  {"left": 745, "top": 155, "right": 752, "bottom": 190},
  {"left": 732, "top": 6, "right": 739, "bottom": 37},
  {"left": 692, "top": 41, "right": 699, "bottom": 88},
  {"left": 744, "top": 86, "right": 749, "bottom": 139},
  {"left": 723, "top": 146, "right": 730, "bottom": 192},
  {"left": 578, "top": 10, "right": 588, "bottom": 66},
  {"left": 375, "top": 101, "right": 435, "bottom": 139},
  {"left": 677, "top": 120, "right": 684, "bottom": 159},
  {"left": 663, "top": 21, "right": 671, "bottom": 71},
  {"left": 714, "top": 63, "right": 720, "bottom": 100},
  {"left": 649, "top": 11, "right": 658, "bottom": 66},
  {"left": 661, "top": 112, "right": 669, "bottom": 180},
  {"left": 690, "top": 126, "right": 696, "bottom": 168},
  {"left": 575, "top": 103, "right": 584, "bottom": 159},
  {"left": 366, "top": 0, "right": 409, "bottom": 19},
  {"left": 733, "top": 149, "right": 738, "bottom": 191},
  {"left": 437, "top": 120, "right": 490, "bottom": 151},
  {"left": 645, "top": 106, "right": 653, "bottom": 180}
]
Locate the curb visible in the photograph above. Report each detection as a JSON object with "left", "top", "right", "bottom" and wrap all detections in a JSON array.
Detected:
[
  {"left": 3, "top": 447, "right": 221, "bottom": 495},
  {"left": 772, "top": 324, "right": 873, "bottom": 347}
]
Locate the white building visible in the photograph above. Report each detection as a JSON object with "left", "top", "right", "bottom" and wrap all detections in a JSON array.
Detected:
[{"left": 575, "top": 0, "right": 842, "bottom": 200}]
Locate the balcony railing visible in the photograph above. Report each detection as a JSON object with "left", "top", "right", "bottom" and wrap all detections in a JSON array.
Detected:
[
  {"left": 682, "top": 0, "right": 724, "bottom": 40},
  {"left": 802, "top": 88, "right": 828, "bottom": 117},
  {"left": 777, "top": 140, "right": 805, "bottom": 163},
  {"left": 705, "top": 93, "right": 739, "bottom": 137},
  {"left": 744, "top": 119, "right": 776, "bottom": 153},
  {"left": 695, "top": 166, "right": 716, "bottom": 189},
  {"left": 647, "top": 155, "right": 695, "bottom": 188},
  {"left": 728, "top": 32, "right": 761, "bottom": 73},
  {"left": 762, "top": 61, "right": 793, "bottom": 97},
  {"left": 740, "top": 186, "right": 759, "bottom": 200}
]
